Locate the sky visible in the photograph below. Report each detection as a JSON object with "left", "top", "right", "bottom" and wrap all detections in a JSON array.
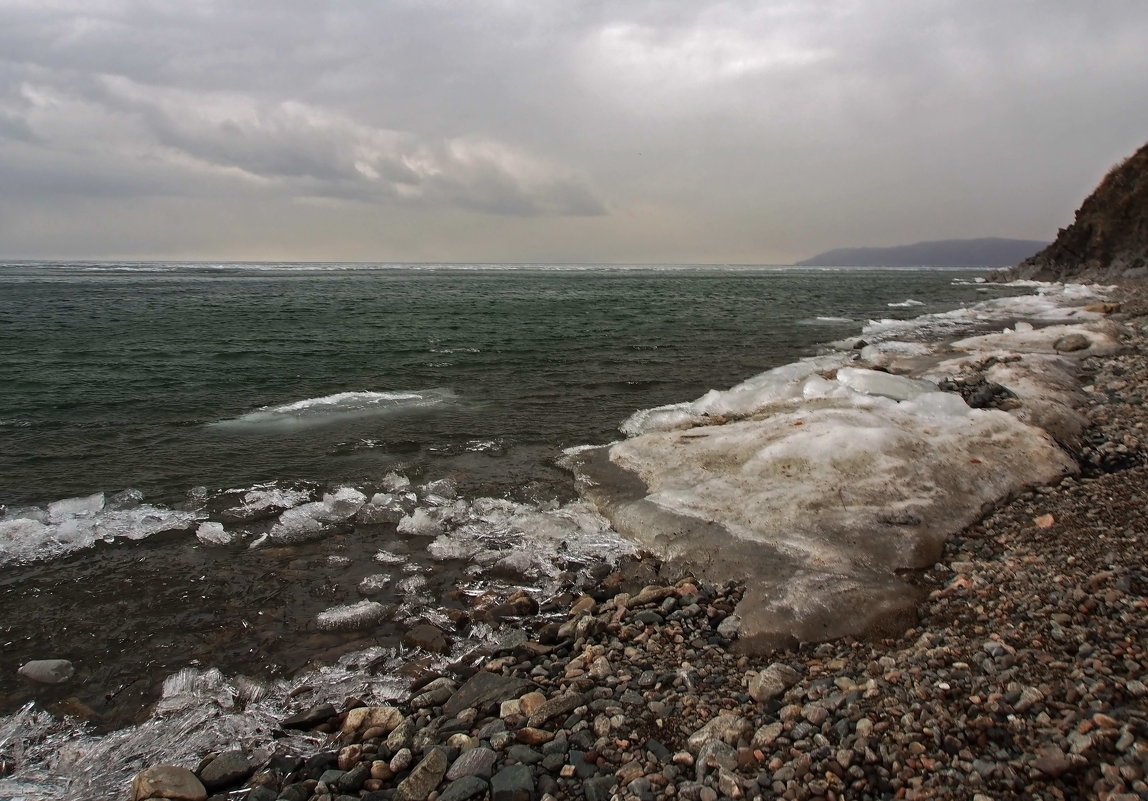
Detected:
[{"left": 1, "top": 1, "right": 1147, "bottom": 264}]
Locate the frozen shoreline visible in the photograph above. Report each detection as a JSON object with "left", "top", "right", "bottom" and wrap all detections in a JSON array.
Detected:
[{"left": 566, "top": 281, "right": 1121, "bottom": 650}]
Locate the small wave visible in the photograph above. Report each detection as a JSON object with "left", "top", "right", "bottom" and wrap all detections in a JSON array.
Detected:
[
  {"left": 798, "top": 316, "right": 854, "bottom": 325},
  {"left": 886, "top": 299, "right": 926, "bottom": 308},
  {"left": 210, "top": 389, "right": 456, "bottom": 428}
]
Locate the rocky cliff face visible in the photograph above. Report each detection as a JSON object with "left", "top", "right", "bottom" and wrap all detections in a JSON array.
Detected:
[{"left": 1003, "top": 139, "right": 1148, "bottom": 282}]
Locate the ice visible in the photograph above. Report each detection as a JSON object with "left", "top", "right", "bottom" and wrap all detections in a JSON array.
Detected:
[
  {"left": 835, "top": 367, "right": 939, "bottom": 401},
  {"left": 620, "top": 355, "right": 844, "bottom": 436},
  {"left": 419, "top": 478, "right": 458, "bottom": 506},
  {"left": 316, "top": 600, "right": 388, "bottom": 631},
  {"left": 195, "top": 522, "right": 232, "bottom": 545},
  {"left": 397, "top": 508, "right": 442, "bottom": 537},
  {"left": 887, "top": 298, "right": 926, "bottom": 307},
  {"left": 354, "top": 493, "right": 406, "bottom": 524},
  {"left": 358, "top": 574, "right": 391, "bottom": 595},
  {"left": 47, "top": 493, "right": 104, "bottom": 524},
  {"left": 213, "top": 390, "right": 455, "bottom": 427},
  {"left": 374, "top": 549, "right": 405, "bottom": 564},
  {"left": 226, "top": 485, "right": 312, "bottom": 518},
  {"left": 0, "top": 500, "right": 198, "bottom": 565},
  {"left": 381, "top": 472, "right": 412, "bottom": 492},
  {"left": 320, "top": 487, "right": 367, "bottom": 521},
  {"left": 427, "top": 534, "right": 480, "bottom": 561},
  {"left": 267, "top": 505, "right": 326, "bottom": 543}
]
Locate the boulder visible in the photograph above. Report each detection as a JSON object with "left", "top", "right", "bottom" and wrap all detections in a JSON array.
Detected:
[{"left": 131, "top": 766, "right": 207, "bottom": 801}]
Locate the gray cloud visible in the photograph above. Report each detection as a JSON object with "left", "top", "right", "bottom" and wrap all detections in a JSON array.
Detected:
[{"left": 1, "top": 0, "right": 1147, "bottom": 261}]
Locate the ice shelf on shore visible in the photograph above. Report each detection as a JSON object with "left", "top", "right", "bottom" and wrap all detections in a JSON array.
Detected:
[{"left": 568, "top": 281, "right": 1119, "bottom": 650}]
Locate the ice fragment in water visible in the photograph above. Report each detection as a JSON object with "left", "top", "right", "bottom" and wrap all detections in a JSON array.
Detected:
[
  {"left": 381, "top": 472, "right": 412, "bottom": 492},
  {"left": 268, "top": 506, "right": 326, "bottom": 543},
  {"left": 420, "top": 478, "right": 458, "bottom": 505},
  {"left": 374, "top": 549, "right": 405, "bottom": 564},
  {"left": 836, "top": 367, "right": 938, "bottom": 402},
  {"left": 427, "top": 534, "right": 480, "bottom": 561},
  {"left": 326, "top": 555, "right": 352, "bottom": 568},
  {"left": 47, "top": 492, "right": 105, "bottom": 523},
  {"left": 196, "top": 522, "right": 232, "bottom": 546},
  {"left": 355, "top": 493, "right": 405, "bottom": 524},
  {"left": 358, "top": 574, "right": 391, "bottom": 595},
  {"left": 316, "top": 600, "right": 387, "bottom": 631},
  {"left": 321, "top": 487, "right": 367, "bottom": 521},
  {"left": 397, "top": 508, "right": 442, "bottom": 537}
]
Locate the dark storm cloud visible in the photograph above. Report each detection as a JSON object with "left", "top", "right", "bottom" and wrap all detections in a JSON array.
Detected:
[{"left": 0, "top": 1, "right": 1147, "bottom": 260}]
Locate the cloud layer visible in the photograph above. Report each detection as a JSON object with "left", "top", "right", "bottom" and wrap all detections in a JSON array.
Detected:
[{"left": 2, "top": 1, "right": 1147, "bottom": 262}]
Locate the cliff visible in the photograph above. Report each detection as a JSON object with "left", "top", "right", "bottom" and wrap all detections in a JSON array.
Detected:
[{"left": 1003, "top": 139, "right": 1148, "bottom": 281}]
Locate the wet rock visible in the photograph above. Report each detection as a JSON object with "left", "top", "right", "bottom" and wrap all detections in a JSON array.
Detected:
[
  {"left": 17, "top": 658, "right": 75, "bottom": 684},
  {"left": 403, "top": 623, "right": 450, "bottom": 653},
  {"left": 132, "top": 766, "right": 207, "bottom": 801},
  {"left": 197, "top": 750, "right": 254, "bottom": 791},
  {"left": 280, "top": 703, "right": 337, "bottom": 730}
]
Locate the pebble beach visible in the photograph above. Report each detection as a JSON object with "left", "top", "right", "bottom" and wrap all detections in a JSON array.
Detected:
[{"left": 110, "top": 280, "right": 1148, "bottom": 801}]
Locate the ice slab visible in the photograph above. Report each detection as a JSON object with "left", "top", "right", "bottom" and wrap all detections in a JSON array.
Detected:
[{"left": 316, "top": 600, "right": 388, "bottom": 631}]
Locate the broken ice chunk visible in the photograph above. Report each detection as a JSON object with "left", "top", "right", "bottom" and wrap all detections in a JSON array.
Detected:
[
  {"left": 358, "top": 574, "right": 392, "bottom": 595},
  {"left": 836, "top": 367, "right": 938, "bottom": 402},
  {"left": 196, "top": 521, "right": 232, "bottom": 546},
  {"left": 397, "top": 508, "right": 442, "bottom": 537},
  {"left": 320, "top": 487, "right": 367, "bottom": 521},
  {"left": 316, "top": 600, "right": 387, "bottom": 631},
  {"left": 47, "top": 492, "right": 105, "bottom": 523}
]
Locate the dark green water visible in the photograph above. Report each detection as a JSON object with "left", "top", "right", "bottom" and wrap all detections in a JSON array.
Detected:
[{"left": 0, "top": 263, "right": 1018, "bottom": 507}]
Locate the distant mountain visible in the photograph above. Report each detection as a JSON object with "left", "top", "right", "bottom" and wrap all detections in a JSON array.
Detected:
[
  {"left": 1000, "top": 140, "right": 1148, "bottom": 282},
  {"left": 797, "top": 238, "right": 1048, "bottom": 268}
]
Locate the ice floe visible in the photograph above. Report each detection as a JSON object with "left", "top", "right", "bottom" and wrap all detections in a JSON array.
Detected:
[
  {"left": 210, "top": 389, "right": 456, "bottom": 427},
  {"left": 569, "top": 280, "right": 1117, "bottom": 649}
]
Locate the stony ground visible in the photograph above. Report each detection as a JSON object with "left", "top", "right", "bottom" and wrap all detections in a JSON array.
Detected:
[{"left": 134, "top": 284, "right": 1148, "bottom": 801}]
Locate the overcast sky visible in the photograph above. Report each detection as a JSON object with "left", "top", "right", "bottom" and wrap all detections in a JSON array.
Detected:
[{"left": 2, "top": 1, "right": 1147, "bottom": 264}]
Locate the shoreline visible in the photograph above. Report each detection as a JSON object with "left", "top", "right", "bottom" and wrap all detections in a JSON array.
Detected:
[{"left": 4, "top": 279, "right": 1147, "bottom": 800}]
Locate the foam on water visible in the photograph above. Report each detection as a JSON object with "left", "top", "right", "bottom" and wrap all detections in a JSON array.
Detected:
[{"left": 211, "top": 389, "right": 456, "bottom": 428}]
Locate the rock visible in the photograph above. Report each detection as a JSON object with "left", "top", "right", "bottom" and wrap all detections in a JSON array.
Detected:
[
  {"left": 131, "top": 766, "right": 208, "bottom": 801},
  {"left": 198, "top": 750, "right": 254, "bottom": 791},
  {"left": 446, "top": 746, "right": 498, "bottom": 781},
  {"left": 404, "top": 623, "right": 450, "bottom": 653},
  {"left": 443, "top": 672, "right": 537, "bottom": 718},
  {"left": 716, "top": 614, "right": 742, "bottom": 638},
  {"left": 1054, "top": 333, "right": 1091, "bottom": 352},
  {"left": 439, "top": 776, "right": 490, "bottom": 801},
  {"left": 491, "top": 763, "right": 535, "bottom": 801},
  {"left": 584, "top": 775, "right": 617, "bottom": 801},
  {"left": 17, "top": 659, "right": 75, "bottom": 684},
  {"left": 527, "top": 692, "right": 586, "bottom": 728},
  {"left": 751, "top": 722, "right": 784, "bottom": 749},
  {"left": 394, "top": 748, "right": 449, "bottom": 801},
  {"left": 686, "top": 713, "right": 751, "bottom": 753},
  {"left": 747, "top": 663, "right": 800, "bottom": 702},
  {"left": 281, "top": 703, "right": 337, "bottom": 730},
  {"left": 342, "top": 706, "right": 403, "bottom": 739}
]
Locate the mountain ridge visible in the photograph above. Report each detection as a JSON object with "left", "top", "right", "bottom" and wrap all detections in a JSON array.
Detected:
[{"left": 798, "top": 237, "right": 1048, "bottom": 267}]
